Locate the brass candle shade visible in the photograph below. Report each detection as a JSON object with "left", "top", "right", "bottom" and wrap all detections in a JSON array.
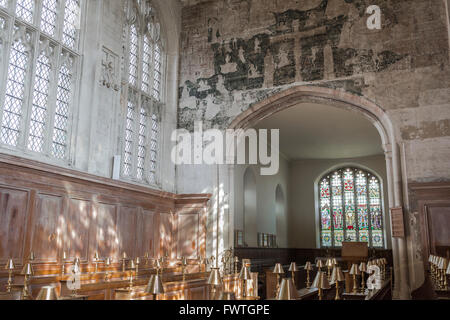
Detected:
[
  {"left": 93, "top": 251, "right": 101, "bottom": 273},
  {"left": 121, "top": 252, "right": 128, "bottom": 273},
  {"left": 128, "top": 259, "right": 136, "bottom": 288},
  {"left": 28, "top": 252, "right": 36, "bottom": 262},
  {"left": 304, "top": 261, "right": 313, "bottom": 289},
  {"left": 36, "top": 286, "right": 59, "bottom": 300},
  {"left": 331, "top": 258, "right": 338, "bottom": 266},
  {"left": 145, "top": 274, "right": 165, "bottom": 300},
  {"left": 349, "top": 264, "right": 361, "bottom": 294},
  {"left": 208, "top": 268, "right": 222, "bottom": 300},
  {"left": 239, "top": 265, "right": 252, "bottom": 298},
  {"left": 325, "top": 259, "right": 333, "bottom": 280},
  {"left": 5, "top": 259, "right": 15, "bottom": 293},
  {"left": 277, "top": 278, "right": 299, "bottom": 300},
  {"left": 234, "top": 257, "right": 239, "bottom": 274},
  {"left": 104, "top": 257, "right": 112, "bottom": 281},
  {"left": 273, "top": 263, "right": 284, "bottom": 298},
  {"left": 288, "top": 262, "right": 299, "bottom": 288},
  {"left": 312, "top": 271, "right": 330, "bottom": 300},
  {"left": 21, "top": 263, "right": 34, "bottom": 299},
  {"left": 330, "top": 267, "right": 345, "bottom": 300},
  {"left": 135, "top": 257, "right": 141, "bottom": 275},
  {"left": 316, "top": 259, "right": 324, "bottom": 271},
  {"left": 359, "top": 262, "right": 367, "bottom": 293}
]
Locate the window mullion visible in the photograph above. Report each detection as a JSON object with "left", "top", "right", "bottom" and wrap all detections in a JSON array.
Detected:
[
  {"left": 0, "top": 14, "right": 14, "bottom": 133},
  {"left": 56, "top": 0, "right": 66, "bottom": 44},
  {"left": 17, "top": 27, "right": 37, "bottom": 150},
  {"left": 44, "top": 43, "right": 60, "bottom": 156}
]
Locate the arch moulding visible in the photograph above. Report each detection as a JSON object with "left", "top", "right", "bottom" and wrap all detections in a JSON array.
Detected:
[{"left": 225, "top": 85, "right": 411, "bottom": 299}]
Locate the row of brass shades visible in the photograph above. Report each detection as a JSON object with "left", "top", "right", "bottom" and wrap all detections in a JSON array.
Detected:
[
  {"left": 428, "top": 255, "right": 450, "bottom": 290},
  {"left": 272, "top": 257, "right": 389, "bottom": 300}
]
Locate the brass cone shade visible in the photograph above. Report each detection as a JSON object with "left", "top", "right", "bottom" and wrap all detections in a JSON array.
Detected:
[
  {"left": 288, "top": 262, "right": 299, "bottom": 272},
  {"left": 325, "top": 259, "right": 333, "bottom": 267},
  {"left": 181, "top": 257, "right": 187, "bottom": 266},
  {"left": 36, "top": 286, "right": 59, "bottom": 300},
  {"left": 312, "top": 271, "right": 331, "bottom": 290},
  {"left": 331, "top": 267, "right": 345, "bottom": 283},
  {"left": 62, "top": 251, "right": 67, "bottom": 260},
  {"left": 29, "top": 252, "right": 36, "bottom": 261},
  {"left": 359, "top": 262, "right": 367, "bottom": 273},
  {"left": 122, "top": 252, "right": 128, "bottom": 259},
  {"left": 5, "top": 259, "right": 15, "bottom": 270},
  {"left": 128, "top": 260, "right": 136, "bottom": 269},
  {"left": 21, "top": 263, "right": 33, "bottom": 276},
  {"left": 105, "top": 258, "right": 111, "bottom": 266},
  {"left": 446, "top": 263, "right": 450, "bottom": 275},
  {"left": 277, "top": 278, "right": 299, "bottom": 300},
  {"left": 273, "top": 263, "right": 284, "bottom": 274},
  {"left": 207, "top": 268, "right": 222, "bottom": 286},
  {"left": 316, "top": 260, "right": 324, "bottom": 269},
  {"left": 239, "top": 265, "right": 252, "bottom": 280},
  {"left": 304, "top": 262, "right": 313, "bottom": 271},
  {"left": 349, "top": 264, "right": 361, "bottom": 275},
  {"left": 136, "top": 257, "right": 141, "bottom": 265},
  {"left": 145, "top": 275, "right": 165, "bottom": 294},
  {"left": 331, "top": 258, "right": 338, "bottom": 266},
  {"left": 218, "top": 292, "right": 236, "bottom": 300},
  {"left": 93, "top": 252, "right": 100, "bottom": 260}
]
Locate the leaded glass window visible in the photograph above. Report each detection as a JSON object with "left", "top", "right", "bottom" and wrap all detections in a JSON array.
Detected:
[
  {"left": 319, "top": 168, "right": 385, "bottom": 248},
  {"left": 0, "top": 1, "right": 82, "bottom": 162},
  {"left": 121, "top": 0, "right": 164, "bottom": 186}
]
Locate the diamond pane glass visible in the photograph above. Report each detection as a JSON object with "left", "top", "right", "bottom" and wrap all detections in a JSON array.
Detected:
[
  {"left": 123, "top": 100, "right": 135, "bottom": 176},
  {"left": 128, "top": 25, "right": 138, "bottom": 86},
  {"left": 28, "top": 51, "right": 51, "bottom": 153},
  {"left": 63, "top": 0, "right": 79, "bottom": 49},
  {"left": 0, "top": 0, "right": 6, "bottom": 8},
  {"left": 16, "top": 0, "right": 35, "bottom": 23},
  {"left": 40, "top": 0, "right": 58, "bottom": 36},
  {"left": 319, "top": 168, "right": 385, "bottom": 248},
  {"left": 153, "top": 44, "right": 161, "bottom": 101},
  {"left": 142, "top": 35, "right": 152, "bottom": 93},
  {"left": 2, "top": 37, "right": 29, "bottom": 147},
  {"left": 52, "top": 57, "right": 73, "bottom": 159},
  {"left": 136, "top": 107, "right": 148, "bottom": 181}
]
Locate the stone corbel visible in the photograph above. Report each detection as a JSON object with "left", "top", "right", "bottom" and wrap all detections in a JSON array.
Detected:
[
  {"left": 13, "top": 25, "right": 33, "bottom": 54},
  {"left": 100, "top": 48, "right": 120, "bottom": 91}
]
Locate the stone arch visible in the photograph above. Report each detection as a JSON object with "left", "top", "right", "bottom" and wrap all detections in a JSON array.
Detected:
[{"left": 225, "top": 85, "right": 411, "bottom": 299}]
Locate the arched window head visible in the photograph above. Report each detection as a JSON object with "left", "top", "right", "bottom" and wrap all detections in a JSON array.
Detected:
[
  {"left": 121, "top": 0, "right": 164, "bottom": 186},
  {"left": 319, "top": 167, "right": 385, "bottom": 248},
  {"left": 0, "top": 0, "right": 82, "bottom": 162}
]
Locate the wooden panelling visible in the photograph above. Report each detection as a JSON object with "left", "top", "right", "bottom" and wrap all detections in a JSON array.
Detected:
[
  {"left": 410, "top": 182, "right": 450, "bottom": 266},
  {"left": 0, "top": 187, "right": 29, "bottom": 264},
  {"left": 92, "top": 203, "right": 119, "bottom": 259},
  {"left": 177, "top": 214, "right": 199, "bottom": 259},
  {"left": 31, "top": 194, "right": 64, "bottom": 263},
  {"left": 117, "top": 206, "right": 138, "bottom": 258},
  {"left": 66, "top": 198, "right": 91, "bottom": 261},
  {"left": 0, "top": 154, "right": 210, "bottom": 276}
]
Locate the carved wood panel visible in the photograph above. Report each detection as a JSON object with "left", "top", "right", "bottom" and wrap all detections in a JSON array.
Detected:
[
  {"left": 0, "top": 187, "right": 29, "bottom": 264},
  {"left": 31, "top": 193, "right": 64, "bottom": 263},
  {"left": 117, "top": 206, "right": 139, "bottom": 259},
  {"left": 177, "top": 214, "right": 199, "bottom": 259},
  {"left": 93, "top": 203, "right": 119, "bottom": 260},
  {"left": 66, "top": 198, "right": 92, "bottom": 261}
]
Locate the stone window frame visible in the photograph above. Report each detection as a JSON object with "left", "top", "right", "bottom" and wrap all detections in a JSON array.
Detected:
[
  {"left": 120, "top": 0, "right": 165, "bottom": 188},
  {"left": 0, "top": 0, "right": 84, "bottom": 166}
]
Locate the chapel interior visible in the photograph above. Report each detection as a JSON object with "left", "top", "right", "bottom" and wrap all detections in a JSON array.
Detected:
[{"left": 0, "top": 0, "right": 449, "bottom": 301}]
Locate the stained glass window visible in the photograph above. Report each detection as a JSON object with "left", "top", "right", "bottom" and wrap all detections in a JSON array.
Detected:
[
  {"left": 121, "top": 1, "right": 163, "bottom": 186},
  {"left": 0, "top": 1, "right": 81, "bottom": 162},
  {"left": 319, "top": 168, "right": 385, "bottom": 248}
]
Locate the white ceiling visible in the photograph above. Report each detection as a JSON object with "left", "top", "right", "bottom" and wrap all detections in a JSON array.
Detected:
[{"left": 255, "top": 103, "right": 384, "bottom": 160}]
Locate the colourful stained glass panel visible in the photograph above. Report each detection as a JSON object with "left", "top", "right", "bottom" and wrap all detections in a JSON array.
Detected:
[
  {"left": 321, "top": 231, "right": 332, "bottom": 247},
  {"left": 320, "top": 168, "right": 385, "bottom": 249}
]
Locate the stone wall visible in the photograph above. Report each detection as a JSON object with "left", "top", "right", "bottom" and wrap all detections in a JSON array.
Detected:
[
  {"left": 177, "top": 0, "right": 450, "bottom": 293},
  {"left": 178, "top": 0, "right": 450, "bottom": 183}
]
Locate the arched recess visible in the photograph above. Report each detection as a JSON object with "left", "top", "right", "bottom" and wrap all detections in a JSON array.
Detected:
[
  {"left": 275, "top": 185, "right": 287, "bottom": 248},
  {"left": 243, "top": 167, "right": 257, "bottom": 247},
  {"left": 225, "top": 85, "right": 411, "bottom": 299}
]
